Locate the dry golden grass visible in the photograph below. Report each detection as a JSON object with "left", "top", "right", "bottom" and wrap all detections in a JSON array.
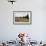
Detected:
[{"left": 15, "top": 17, "right": 29, "bottom": 22}]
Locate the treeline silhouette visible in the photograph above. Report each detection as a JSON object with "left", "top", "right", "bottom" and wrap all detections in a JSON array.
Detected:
[{"left": 23, "top": 14, "right": 29, "bottom": 19}]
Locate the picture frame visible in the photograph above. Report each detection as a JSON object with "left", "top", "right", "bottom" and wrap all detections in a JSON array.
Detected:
[{"left": 13, "top": 11, "right": 32, "bottom": 25}]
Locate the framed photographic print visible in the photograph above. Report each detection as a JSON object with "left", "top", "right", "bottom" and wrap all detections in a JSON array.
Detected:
[{"left": 13, "top": 11, "right": 32, "bottom": 25}]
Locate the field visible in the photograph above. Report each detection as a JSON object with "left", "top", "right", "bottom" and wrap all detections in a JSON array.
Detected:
[{"left": 15, "top": 17, "right": 29, "bottom": 22}]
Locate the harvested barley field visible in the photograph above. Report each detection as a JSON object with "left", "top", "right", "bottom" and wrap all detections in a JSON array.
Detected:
[{"left": 15, "top": 17, "right": 29, "bottom": 22}]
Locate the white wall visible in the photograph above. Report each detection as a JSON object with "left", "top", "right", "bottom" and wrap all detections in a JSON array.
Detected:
[{"left": 0, "top": 0, "right": 46, "bottom": 41}]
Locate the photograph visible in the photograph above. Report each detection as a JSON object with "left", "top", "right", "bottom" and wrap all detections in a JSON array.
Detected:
[{"left": 13, "top": 11, "right": 32, "bottom": 25}]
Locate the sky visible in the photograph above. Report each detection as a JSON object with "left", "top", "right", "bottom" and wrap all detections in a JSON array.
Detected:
[
  {"left": 14, "top": 12, "right": 27, "bottom": 17},
  {"left": 14, "top": 12, "right": 31, "bottom": 17}
]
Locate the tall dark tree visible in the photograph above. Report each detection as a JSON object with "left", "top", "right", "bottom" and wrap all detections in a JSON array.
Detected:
[{"left": 25, "top": 14, "right": 29, "bottom": 19}]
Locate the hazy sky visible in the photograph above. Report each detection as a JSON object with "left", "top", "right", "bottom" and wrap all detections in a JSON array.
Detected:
[
  {"left": 14, "top": 12, "right": 27, "bottom": 17},
  {"left": 14, "top": 12, "right": 31, "bottom": 17}
]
